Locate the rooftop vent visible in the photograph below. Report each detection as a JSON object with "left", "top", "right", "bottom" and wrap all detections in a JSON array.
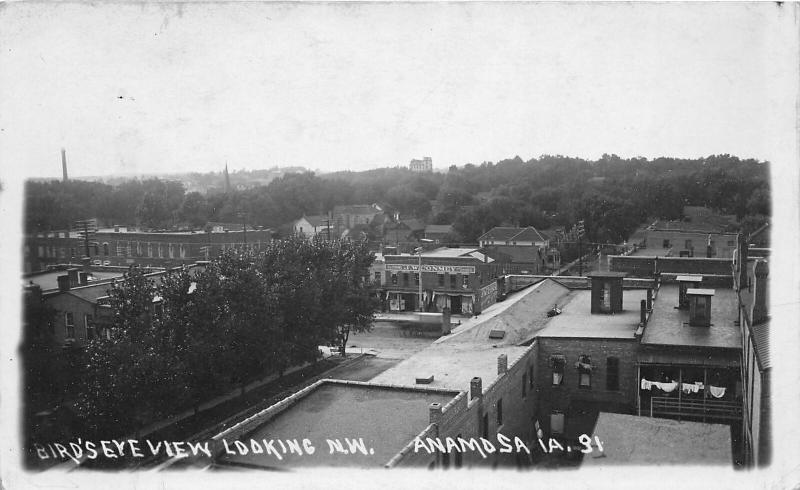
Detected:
[
  {"left": 416, "top": 375, "right": 434, "bottom": 384},
  {"left": 676, "top": 275, "right": 703, "bottom": 309},
  {"left": 587, "top": 272, "right": 626, "bottom": 314},
  {"left": 488, "top": 329, "right": 506, "bottom": 339},
  {"left": 687, "top": 288, "right": 715, "bottom": 327}
]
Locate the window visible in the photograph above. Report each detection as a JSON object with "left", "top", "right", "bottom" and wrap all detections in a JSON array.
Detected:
[
  {"left": 482, "top": 413, "right": 489, "bottom": 439},
  {"left": 438, "top": 273, "right": 445, "bottom": 287},
  {"left": 374, "top": 271, "right": 381, "bottom": 283},
  {"left": 85, "top": 315, "right": 95, "bottom": 340},
  {"left": 551, "top": 355, "right": 565, "bottom": 385},
  {"left": 528, "top": 365, "right": 534, "bottom": 389},
  {"left": 496, "top": 399, "right": 503, "bottom": 426},
  {"left": 662, "top": 239, "right": 671, "bottom": 249},
  {"left": 727, "top": 240, "right": 735, "bottom": 247},
  {"left": 685, "top": 239, "right": 693, "bottom": 249},
  {"left": 65, "top": 312, "right": 75, "bottom": 339},
  {"left": 414, "top": 272, "right": 419, "bottom": 285},
  {"left": 103, "top": 242, "right": 109, "bottom": 255},
  {"left": 462, "top": 275, "right": 469, "bottom": 289},
  {"left": 450, "top": 274, "right": 456, "bottom": 289},
  {"left": 391, "top": 273, "right": 398, "bottom": 285},
  {"left": 606, "top": 357, "right": 619, "bottom": 391},
  {"left": 577, "top": 355, "right": 592, "bottom": 388},
  {"left": 403, "top": 273, "right": 409, "bottom": 286},
  {"left": 38, "top": 245, "right": 44, "bottom": 257}
]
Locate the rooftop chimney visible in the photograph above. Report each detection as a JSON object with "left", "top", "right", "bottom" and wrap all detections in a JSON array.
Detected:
[
  {"left": 429, "top": 403, "right": 443, "bottom": 428},
  {"left": 57, "top": 275, "right": 70, "bottom": 292},
  {"left": 67, "top": 268, "right": 79, "bottom": 288},
  {"left": 640, "top": 299, "right": 647, "bottom": 325},
  {"left": 676, "top": 275, "right": 703, "bottom": 309},
  {"left": 588, "top": 272, "right": 625, "bottom": 314},
  {"left": 687, "top": 288, "right": 715, "bottom": 327},
  {"left": 61, "top": 148, "right": 68, "bottom": 182},
  {"left": 497, "top": 354, "right": 508, "bottom": 375},
  {"left": 470, "top": 377, "right": 483, "bottom": 400},
  {"left": 738, "top": 235, "right": 749, "bottom": 291}
]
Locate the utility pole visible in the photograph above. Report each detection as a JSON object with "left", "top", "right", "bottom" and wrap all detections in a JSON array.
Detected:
[{"left": 577, "top": 220, "right": 585, "bottom": 276}]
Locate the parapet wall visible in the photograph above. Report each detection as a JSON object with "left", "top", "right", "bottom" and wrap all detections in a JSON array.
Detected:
[{"left": 609, "top": 255, "right": 733, "bottom": 278}]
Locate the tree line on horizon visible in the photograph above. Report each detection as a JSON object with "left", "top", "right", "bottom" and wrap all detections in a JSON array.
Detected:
[{"left": 24, "top": 153, "right": 770, "bottom": 244}]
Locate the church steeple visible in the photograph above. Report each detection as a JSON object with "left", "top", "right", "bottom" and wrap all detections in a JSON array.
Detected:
[{"left": 224, "top": 162, "right": 231, "bottom": 193}]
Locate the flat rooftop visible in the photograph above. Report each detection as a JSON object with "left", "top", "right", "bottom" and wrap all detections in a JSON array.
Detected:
[
  {"left": 642, "top": 284, "right": 740, "bottom": 349},
  {"left": 447, "top": 279, "right": 573, "bottom": 346},
  {"left": 24, "top": 270, "right": 123, "bottom": 291},
  {"left": 535, "top": 288, "right": 646, "bottom": 339},
  {"left": 217, "top": 383, "right": 457, "bottom": 468},
  {"left": 584, "top": 412, "right": 731, "bottom": 466},
  {"left": 370, "top": 342, "right": 528, "bottom": 392}
]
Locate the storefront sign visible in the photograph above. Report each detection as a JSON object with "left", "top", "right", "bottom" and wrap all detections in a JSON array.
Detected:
[{"left": 385, "top": 264, "right": 476, "bottom": 274}]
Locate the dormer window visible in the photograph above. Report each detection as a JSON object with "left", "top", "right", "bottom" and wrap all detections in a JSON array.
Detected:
[{"left": 687, "top": 288, "right": 714, "bottom": 327}]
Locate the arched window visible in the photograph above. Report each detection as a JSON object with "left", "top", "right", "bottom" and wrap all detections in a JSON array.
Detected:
[{"left": 103, "top": 242, "right": 109, "bottom": 255}]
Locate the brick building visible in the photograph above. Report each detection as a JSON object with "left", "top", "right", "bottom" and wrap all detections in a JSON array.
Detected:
[
  {"left": 409, "top": 156, "right": 433, "bottom": 173},
  {"left": 24, "top": 227, "right": 270, "bottom": 272},
  {"left": 382, "top": 248, "right": 499, "bottom": 315},
  {"left": 27, "top": 264, "right": 206, "bottom": 347}
]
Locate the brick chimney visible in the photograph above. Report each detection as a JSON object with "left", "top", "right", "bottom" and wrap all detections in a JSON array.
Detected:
[
  {"left": 588, "top": 272, "right": 625, "bottom": 314},
  {"left": 497, "top": 354, "right": 508, "bottom": 375},
  {"left": 687, "top": 288, "right": 714, "bottom": 327},
  {"left": 470, "top": 377, "right": 482, "bottom": 400},
  {"left": 429, "top": 402, "right": 443, "bottom": 428},
  {"left": 57, "top": 275, "right": 70, "bottom": 292}
]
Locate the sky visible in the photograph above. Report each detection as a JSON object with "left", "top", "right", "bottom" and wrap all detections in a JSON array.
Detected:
[{"left": 0, "top": 2, "right": 797, "bottom": 180}]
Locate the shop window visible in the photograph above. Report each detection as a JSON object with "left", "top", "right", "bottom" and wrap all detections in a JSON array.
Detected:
[
  {"left": 462, "top": 275, "right": 469, "bottom": 289},
  {"left": 391, "top": 273, "right": 398, "bottom": 285},
  {"left": 606, "top": 357, "right": 619, "bottom": 391},
  {"left": 450, "top": 274, "right": 456, "bottom": 289},
  {"left": 374, "top": 271, "right": 381, "bottom": 283},
  {"left": 551, "top": 355, "right": 565, "bottom": 385},
  {"left": 577, "top": 355, "right": 592, "bottom": 388},
  {"left": 103, "top": 242, "right": 109, "bottom": 255},
  {"left": 403, "top": 273, "right": 409, "bottom": 286},
  {"left": 438, "top": 274, "right": 445, "bottom": 287},
  {"left": 414, "top": 272, "right": 419, "bottom": 285},
  {"left": 65, "top": 312, "right": 75, "bottom": 339}
]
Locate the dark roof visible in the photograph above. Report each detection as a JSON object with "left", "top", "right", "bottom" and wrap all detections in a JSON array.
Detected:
[
  {"left": 333, "top": 204, "right": 379, "bottom": 215},
  {"left": 485, "top": 245, "right": 539, "bottom": 263},
  {"left": 302, "top": 215, "right": 328, "bottom": 227},
  {"left": 424, "top": 224, "right": 453, "bottom": 235},
  {"left": 641, "top": 284, "right": 740, "bottom": 349},
  {"left": 478, "top": 226, "right": 547, "bottom": 243},
  {"left": 586, "top": 271, "right": 627, "bottom": 278}
]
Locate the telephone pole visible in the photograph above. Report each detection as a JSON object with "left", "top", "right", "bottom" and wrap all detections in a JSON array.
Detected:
[{"left": 577, "top": 220, "right": 585, "bottom": 276}]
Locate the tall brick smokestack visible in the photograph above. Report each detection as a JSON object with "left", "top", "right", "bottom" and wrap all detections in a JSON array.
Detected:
[{"left": 61, "top": 148, "right": 68, "bottom": 182}]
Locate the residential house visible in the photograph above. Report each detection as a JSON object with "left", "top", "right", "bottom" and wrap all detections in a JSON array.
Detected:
[
  {"left": 293, "top": 215, "right": 331, "bottom": 239},
  {"left": 424, "top": 224, "right": 455, "bottom": 244}
]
